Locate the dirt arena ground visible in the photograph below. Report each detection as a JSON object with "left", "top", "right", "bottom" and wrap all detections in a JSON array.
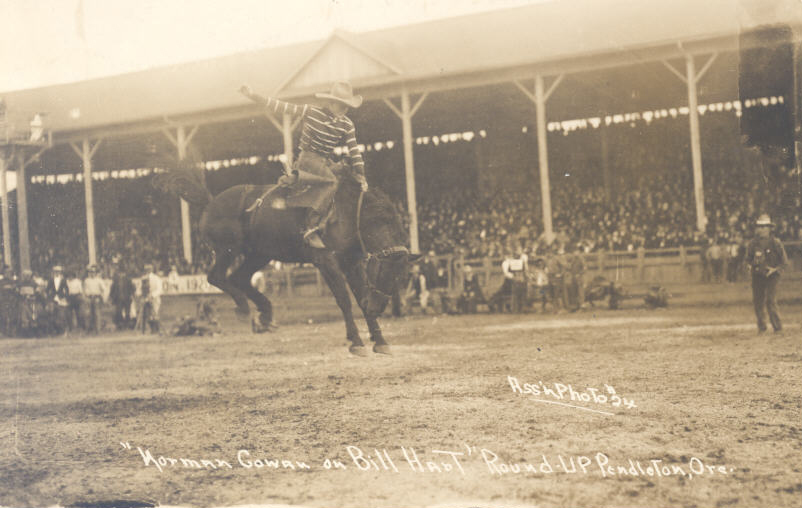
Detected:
[{"left": 1, "top": 279, "right": 800, "bottom": 508}]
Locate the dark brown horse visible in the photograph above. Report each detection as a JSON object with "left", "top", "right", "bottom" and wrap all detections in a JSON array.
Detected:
[{"left": 158, "top": 167, "right": 413, "bottom": 356}]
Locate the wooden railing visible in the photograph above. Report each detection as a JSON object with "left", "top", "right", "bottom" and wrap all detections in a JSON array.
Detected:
[{"left": 253, "top": 241, "right": 801, "bottom": 296}]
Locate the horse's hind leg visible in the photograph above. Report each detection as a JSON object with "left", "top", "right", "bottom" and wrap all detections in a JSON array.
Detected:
[
  {"left": 207, "top": 247, "right": 251, "bottom": 319},
  {"left": 228, "top": 254, "right": 276, "bottom": 331}
]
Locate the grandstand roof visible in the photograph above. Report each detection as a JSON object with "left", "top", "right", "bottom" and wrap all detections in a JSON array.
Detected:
[
  {"left": 1, "top": 0, "right": 799, "bottom": 175},
  {"left": 2, "top": 0, "right": 798, "bottom": 136}
]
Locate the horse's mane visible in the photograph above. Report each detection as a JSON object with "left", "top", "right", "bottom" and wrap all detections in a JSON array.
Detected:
[
  {"left": 364, "top": 188, "right": 408, "bottom": 244},
  {"left": 339, "top": 178, "right": 408, "bottom": 247}
]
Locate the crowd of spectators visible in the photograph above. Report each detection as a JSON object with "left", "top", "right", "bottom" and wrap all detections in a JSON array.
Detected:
[
  {"left": 415, "top": 151, "right": 800, "bottom": 258},
  {"left": 22, "top": 176, "right": 213, "bottom": 278}
]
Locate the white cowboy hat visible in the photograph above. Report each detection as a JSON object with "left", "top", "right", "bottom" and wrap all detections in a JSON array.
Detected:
[
  {"left": 315, "top": 81, "right": 363, "bottom": 108},
  {"left": 756, "top": 214, "right": 773, "bottom": 227}
]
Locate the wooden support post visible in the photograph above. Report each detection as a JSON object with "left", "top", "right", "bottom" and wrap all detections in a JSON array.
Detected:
[
  {"left": 685, "top": 55, "right": 706, "bottom": 232},
  {"left": 515, "top": 75, "right": 562, "bottom": 244},
  {"left": 400, "top": 91, "right": 419, "bottom": 253},
  {"left": 72, "top": 138, "right": 102, "bottom": 266},
  {"left": 637, "top": 246, "right": 646, "bottom": 280},
  {"left": 0, "top": 153, "right": 11, "bottom": 268},
  {"left": 601, "top": 126, "right": 612, "bottom": 201},
  {"left": 15, "top": 150, "right": 30, "bottom": 272},
  {"left": 535, "top": 75, "right": 555, "bottom": 243},
  {"left": 177, "top": 126, "right": 192, "bottom": 265},
  {"left": 285, "top": 268, "right": 293, "bottom": 297},
  {"left": 164, "top": 125, "right": 198, "bottom": 266},
  {"left": 663, "top": 53, "right": 716, "bottom": 233},
  {"left": 384, "top": 89, "right": 427, "bottom": 254}
]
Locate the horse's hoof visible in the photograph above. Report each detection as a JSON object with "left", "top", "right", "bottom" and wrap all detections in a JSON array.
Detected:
[
  {"left": 258, "top": 312, "right": 277, "bottom": 331},
  {"left": 349, "top": 345, "right": 369, "bottom": 357},
  {"left": 235, "top": 307, "right": 250, "bottom": 322},
  {"left": 373, "top": 344, "right": 392, "bottom": 355},
  {"left": 252, "top": 316, "right": 278, "bottom": 334}
]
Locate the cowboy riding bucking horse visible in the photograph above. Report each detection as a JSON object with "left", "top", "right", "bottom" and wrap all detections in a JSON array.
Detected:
[{"left": 239, "top": 80, "right": 369, "bottom": 249}]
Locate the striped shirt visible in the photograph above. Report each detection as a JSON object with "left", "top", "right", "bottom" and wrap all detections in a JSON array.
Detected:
[{"left": 263, "top": 97, "right": 364, "bottom": 174}]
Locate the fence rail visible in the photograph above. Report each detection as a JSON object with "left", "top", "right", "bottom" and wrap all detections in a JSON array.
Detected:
[{"left": 257, "top": 241, "right": 801, "bottom": 296}]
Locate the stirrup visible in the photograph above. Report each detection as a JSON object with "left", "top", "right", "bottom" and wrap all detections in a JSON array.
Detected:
[{"left": 245, "top": 197, "right": 263, "bottom": 213}]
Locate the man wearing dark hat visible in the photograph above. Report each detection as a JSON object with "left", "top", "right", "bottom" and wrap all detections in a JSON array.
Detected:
[
  {"left": 45, "top": 265, "right": 70, "bottom": 335},
  {"left": 109, "top": 263, "right": 135, "bottom": 330},
  {"left": 745, "top": 214, "right": 788, "bottom": 333},
  {"left": 239, "top": 81, "right": 368, "bottom": 249}
]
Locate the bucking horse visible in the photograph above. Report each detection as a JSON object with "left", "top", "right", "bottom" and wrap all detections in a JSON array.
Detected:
[{"left": 155, "top": 164, "right": 414, "bottom": 356}]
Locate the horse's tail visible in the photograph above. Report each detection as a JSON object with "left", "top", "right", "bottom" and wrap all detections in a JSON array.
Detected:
[{"left": 152, "top": 167, "right": 213, "bottom": 207}]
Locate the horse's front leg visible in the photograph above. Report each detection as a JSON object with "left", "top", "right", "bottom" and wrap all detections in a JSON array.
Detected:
[
  {"left": 343, "top": 261, "right": 391, "bottom": 355},
  {"left": 313, "top": 252, "right": 367, "bottom": 356}
]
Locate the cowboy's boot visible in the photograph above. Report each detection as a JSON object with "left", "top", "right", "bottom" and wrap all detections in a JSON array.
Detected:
[{"left": 303, "top": 210, "right": 326, "bottom": 249}]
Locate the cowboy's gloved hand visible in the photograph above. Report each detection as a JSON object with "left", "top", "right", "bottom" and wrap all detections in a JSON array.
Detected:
[
  {"left": 277, "top": 172, "right": 297, "bottom": 187},
  {"left": 356, "top": 174, "right": 368, "bottom": 192}
]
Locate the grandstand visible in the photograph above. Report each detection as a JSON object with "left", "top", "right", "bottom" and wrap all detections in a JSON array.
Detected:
[{"left": 0, "top": 0, "right": 799, "bottom": 280}]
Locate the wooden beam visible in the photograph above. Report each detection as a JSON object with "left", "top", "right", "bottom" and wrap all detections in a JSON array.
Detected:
[
  {"left": 544, "top": 74, "right": 564, "bottom": 102},
  {"left": 409, "top": 92, "right": 428, "bottom": 117},
  {"left": 695, "top": 52, "right": 718, "bottom": 83},
  {"left": 383, "top": 98, "right": 402, "bottom": 119},
  {"left": 514, "top": 79, "right": 536, "bottom": 104},
  {"left": 264, "top": 112, "right": 282, "bottom": 132},
  {"left": 162, "top": 127, "right": 178, "bottom": 147},
  {"left": 661, "top": 59, "right": 688, "bottom": 84}
]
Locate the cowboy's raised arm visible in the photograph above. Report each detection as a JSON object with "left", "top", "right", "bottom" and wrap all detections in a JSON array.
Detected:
[
  {"left": 343, "top": 122, "right": 365, "bottom": 177},
  {"left": 239, "top": 85, "right": 308, "bottom": 118}
]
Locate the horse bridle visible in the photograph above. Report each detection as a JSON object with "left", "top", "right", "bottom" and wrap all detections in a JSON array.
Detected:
[{"left": 356, "top": 190, "right": 409, "bottom": 301}]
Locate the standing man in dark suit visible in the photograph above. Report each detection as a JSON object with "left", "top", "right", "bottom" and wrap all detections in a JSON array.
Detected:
[
  {"left": 45, "top": 265, "right": 70, "bottom": 335},
  {"left": 745, "top": 214, "right": 789, "bottom": 333},
  {"left": 109, "top": 263, "right": 135, "bottom": 330}
]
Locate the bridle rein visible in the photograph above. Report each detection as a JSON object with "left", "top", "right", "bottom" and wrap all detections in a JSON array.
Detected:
[{"left": 356, "top": 190, "right": 409, "bottom": 301}]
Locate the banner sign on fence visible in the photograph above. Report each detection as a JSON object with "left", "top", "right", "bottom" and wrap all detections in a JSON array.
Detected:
[{"left": 161, "top": 274, "right": 222, "bottom": 295}]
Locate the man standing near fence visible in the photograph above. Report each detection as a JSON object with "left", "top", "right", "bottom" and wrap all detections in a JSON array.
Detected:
[
  {"left": 745, "top": 214, "right": 788, "bottom": 334},
  {"left": 83, "top": 265, "right": 107, "bottom": 333}
]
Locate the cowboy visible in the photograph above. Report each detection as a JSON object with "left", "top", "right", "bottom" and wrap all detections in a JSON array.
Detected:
[
  {"left": 239, "top": 81, "right": 369, "bottom": 249},
  {"left": 745, "top": 214, "right": 788, "bottom": 333}
]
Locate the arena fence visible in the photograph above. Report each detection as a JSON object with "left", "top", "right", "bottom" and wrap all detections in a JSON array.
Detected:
[{"left": 250, "top": 241, "right": 801, "bottom": 297}]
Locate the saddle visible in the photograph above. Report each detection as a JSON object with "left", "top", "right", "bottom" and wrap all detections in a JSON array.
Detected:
[{"left": 244, "top": 162, "right": 356, "bottom": 228}]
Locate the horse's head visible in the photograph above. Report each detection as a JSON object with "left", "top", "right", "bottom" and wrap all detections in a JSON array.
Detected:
[{"left": 354, "top": 188, "right": 415, "bottom": 316}]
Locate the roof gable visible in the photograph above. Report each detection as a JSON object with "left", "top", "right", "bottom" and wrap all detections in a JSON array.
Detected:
[{"left": 275, "top": 30, "right": 402, "bottom": 95}]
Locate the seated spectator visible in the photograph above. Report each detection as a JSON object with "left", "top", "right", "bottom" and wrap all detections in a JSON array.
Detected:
[
  {"left": 402, "top": 264, "right": 430, "bottom": 314},
  {"left": 527, "top": 257, "right": 549, "bottom": 313},
  {"left": 457, "top": 265, "right": 486, "bottom": 314}
]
